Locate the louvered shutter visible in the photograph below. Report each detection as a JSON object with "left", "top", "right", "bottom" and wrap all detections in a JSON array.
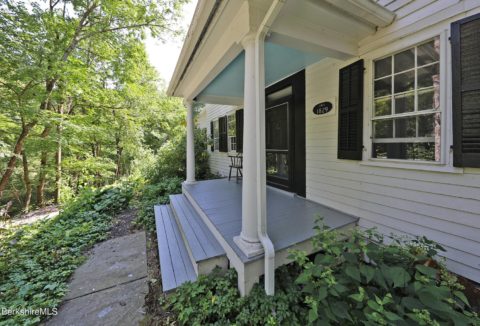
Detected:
[
  {"left": 219, "top": 116, "right": 228, "bottom": 152},
  {"left": 235, "top": 109, "right": 244, "bottom": 153},
  {"left": 210, "top": 121, "right": 214, "bottom": 152},
  {"left": 337, "top": 60, "right": 364, "bottom": 160},
  {"left": 452, "top": 14, "right": 480, "bottom": 167}
]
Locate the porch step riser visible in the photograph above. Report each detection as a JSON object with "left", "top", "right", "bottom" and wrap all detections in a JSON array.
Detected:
[
  {"left": 169, "top": 203, "right": 228, "bottom": 275},
  {"left": 169, "top": 194, "right": 228, "bottom": 276},
  {"left": 169, "top": 203, "right": 200, "bottom": 274}
]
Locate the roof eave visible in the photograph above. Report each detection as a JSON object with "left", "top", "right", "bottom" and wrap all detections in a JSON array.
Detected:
[{"left": 167, "top": 0, "right": 220, "bottom": 97}]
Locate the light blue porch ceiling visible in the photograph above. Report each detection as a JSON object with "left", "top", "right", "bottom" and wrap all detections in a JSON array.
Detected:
[{"left": 196, "top": 42, "right": 324, "bottom": 104}]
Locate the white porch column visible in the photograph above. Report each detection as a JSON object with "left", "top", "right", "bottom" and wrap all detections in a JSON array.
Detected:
[
  {"left": 233, "top": 34, "right": 264, "bottom": 258},
  {"left": 185, "top": 100, "right": 196, "bottom": 184}
]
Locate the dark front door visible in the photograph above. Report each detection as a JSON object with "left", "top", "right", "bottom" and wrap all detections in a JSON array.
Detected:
[
  {"left": 266, "top": 98, "right": 291, "bottom": 189},
  {"left": 265, "top": 71, "right": 306, "bottom": 196}
]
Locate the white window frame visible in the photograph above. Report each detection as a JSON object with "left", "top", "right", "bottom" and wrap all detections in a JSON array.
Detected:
[
  {"left": 227, "top": 112, "right": 236, "bottom": 152},
  {"left": 360, "top": 30, "right": 462, "bottom": 173},
  {"left": 213, "top": 119, "right": 219, "bottom": 151},
  {"left": 372, "top": 38, "right": 443, "bottom": 162}
]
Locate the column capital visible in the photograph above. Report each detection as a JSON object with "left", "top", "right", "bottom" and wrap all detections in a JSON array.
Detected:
[
  {"left": 240, "top": 33, "right": 256, "bottom": 49},
  {"left": 183, "top": 99, "right": 194, "bottom": 108}
]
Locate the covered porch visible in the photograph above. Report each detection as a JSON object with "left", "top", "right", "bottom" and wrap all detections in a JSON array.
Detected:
[
  {"left": 154, "top": 178, "right": 357, "bottom": 295},
  {"left": 166, "top": 0, "right": 395, "bottom": 295}
]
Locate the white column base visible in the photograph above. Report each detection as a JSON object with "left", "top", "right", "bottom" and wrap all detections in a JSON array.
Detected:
[
  {"left": 183, "top": 180, "right": 198, "bottom": 186},
  {"left": 233, "top": 235, "right": 264, "bottom": 258}
]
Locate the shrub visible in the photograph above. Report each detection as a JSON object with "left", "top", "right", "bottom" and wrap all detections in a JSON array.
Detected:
[
  {"left": 134, "top": 177, "right": 183, "bottom": 231},
  {"left": 168, "top": 266, "right": 307, "bottom": 326},
  {"left": 289, "top": 219, "right": 480, "bottom": 325},
  {"left": 165, "top": 219, "right": 479, "bottom": 326},
  {"left": 147, "top": 128, "right": 211, "bottom": 183},
  {"left": 0, "top": 183, "right": 132, "bottom": 325}
]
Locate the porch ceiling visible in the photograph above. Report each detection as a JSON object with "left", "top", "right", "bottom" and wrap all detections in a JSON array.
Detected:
[
  {"left": 195, "top": 41, "right": 324, "bottom": 105},
  {"left": 170, "top": 0, "right": 394, "bottom": 104}
]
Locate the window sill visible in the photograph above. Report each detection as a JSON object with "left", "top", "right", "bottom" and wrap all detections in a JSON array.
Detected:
[{"left": 359, "top": 159, "right": 464, "bottom": 174}]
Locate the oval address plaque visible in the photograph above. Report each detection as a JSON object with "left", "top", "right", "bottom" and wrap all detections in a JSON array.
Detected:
[{"left": 313, "top": 102, "right": 333, "bottom": 115}]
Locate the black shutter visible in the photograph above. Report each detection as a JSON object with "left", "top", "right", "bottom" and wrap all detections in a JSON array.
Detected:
[
  {"left": 337, "top": 59, "right": 364, "bottom": 160},
  {"left": 210, "top": 121, "right": 214, "bottom": 152},
  {"left": 219, "top": 116, "right": 228, "bottom": 152},
  {"left": 452, "top": 14, "right": 480, "bottom": 167},
  {"left": 235, "top": 109, "right": 244, "bottom": 153}
]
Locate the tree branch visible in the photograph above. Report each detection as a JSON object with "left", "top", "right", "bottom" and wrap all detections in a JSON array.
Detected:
[
  {"left": 78, "top": 21, "right": 174, "bottom": 42},
  {"left": 61, "top": 1, "right": 99, "bottom": 62}
]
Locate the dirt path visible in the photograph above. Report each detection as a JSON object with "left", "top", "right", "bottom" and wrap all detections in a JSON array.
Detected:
[
  {"left": 46, "top": 209, "right": 148, "bottom": 326},
  {"left": 0, "top": 206, "right": 59, "bottom": 228},
  {"left": 140, "top": 230, "right": 176, "bottom": 325}
]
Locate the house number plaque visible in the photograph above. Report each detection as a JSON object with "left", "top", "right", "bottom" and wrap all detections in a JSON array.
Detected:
[{"left": 313, "top": 102, "right": 333, "bottom": 115}]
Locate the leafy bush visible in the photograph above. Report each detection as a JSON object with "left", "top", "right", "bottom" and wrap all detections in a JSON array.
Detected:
[
  {"left": 132, "top": 126, "right": 214, "bottom": 232},
  {"left": 0, "top": 183, "right": 132, "bottom": 325},
  {"left": 134, "top": 177, "right": 183, "bottom": 231},
  {"left": 168, "top": 266, "right": 307, "bottom": 325},
  {"left": 289, "top": 219, "right": 480, "bottom": 325},
  {"left": 165, "top": 219, "right": 479, "bottom": 326},
  {"left": 147, "top": 128, "right": 211, "bottom": 183}
]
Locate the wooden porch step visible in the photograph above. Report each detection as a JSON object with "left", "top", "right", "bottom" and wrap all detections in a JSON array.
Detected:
[
  {"left": 169, "top": 194, "right": 228, "bottom": 275},
  {"left": 154, "top": 205, "right": 196, "bottom": 292}
]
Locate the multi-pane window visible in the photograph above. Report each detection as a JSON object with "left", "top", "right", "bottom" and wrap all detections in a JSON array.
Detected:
[
  {"left": 372, "top": 37, "right": 441, "bottom": 161},
  {"left": 227, "top": 113, "right": 236, "bottom": 151},
  {"left": 213, "top": 120, "right": 219, "bottom": 151}
]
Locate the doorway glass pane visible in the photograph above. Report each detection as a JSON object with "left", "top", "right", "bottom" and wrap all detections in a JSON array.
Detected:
[
  {"left": 266, "top": 152, "right": 288, "bottom": 179},
  {"left": 266, "top": 101, "right": 289, "bottom": 182},
  {"left": 266, "top": 103, "right": 288, "bottom": 150}
]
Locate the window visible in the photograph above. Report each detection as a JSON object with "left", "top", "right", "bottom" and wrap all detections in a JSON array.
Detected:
[
  {"left": 213, "top": 120, "right": 219, "bottom": 151},
  {"left": 227, "top": 113, "right": 236, "bottom": 151},
  {"left": 372, "top": 37, "right": 441, "bottom": 161}
]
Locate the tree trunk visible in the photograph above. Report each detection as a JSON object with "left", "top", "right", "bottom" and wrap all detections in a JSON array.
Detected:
[
  {"left": 115, "top": 135, "right": 123, "bottom": 178},
  {"left": 22, "top": 150, "right": 32, "bottom": 212},
  {"left": 36, "top": 126, "right": 52, "bottom": 207},
  {"left": 54, "top": 105, "right": 64, "bottom": 204},
  {"left": 54, "top": 137, "right": 62, "bottom": 204},
  {"left": 0, "top": 121, "right": 36, "bottom": 200}
]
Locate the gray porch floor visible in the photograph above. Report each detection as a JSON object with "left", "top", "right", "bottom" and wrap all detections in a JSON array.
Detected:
[{"left": 183, "top": 178, "right": 358, "bottom": 263}]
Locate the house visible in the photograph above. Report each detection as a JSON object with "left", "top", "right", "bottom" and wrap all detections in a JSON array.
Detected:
[{"left": 157, "top": 0, "right": 480, "bottom": 296}]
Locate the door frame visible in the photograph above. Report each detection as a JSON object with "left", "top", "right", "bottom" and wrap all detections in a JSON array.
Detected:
[{"left": 265, "top": 70, "right": 306, "bottom": 197}]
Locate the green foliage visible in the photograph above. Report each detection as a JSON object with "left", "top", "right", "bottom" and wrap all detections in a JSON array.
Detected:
[
  {"left": 134, "top": 177, "right": 183, "bottom": 231},
  {"left": 289, "top": 219, "right": 480, "bottom": 326},
  {"left": 0, "top": 183, "right": 132, "bottom": 325},
  {"left": 0, "top": 0, "right": 188, "bottom": 211},
  {"left": 164, "top": 220, "right": 479, "bottom": 326},
  {"left": 147, "top": 128, "right": 212, "bottom": 183},
  {"left": 132, "top": 124, "right": 213, "bottom": 232},
  {"left": 168, "top": 266, "right": 307, "bottom": 326}
]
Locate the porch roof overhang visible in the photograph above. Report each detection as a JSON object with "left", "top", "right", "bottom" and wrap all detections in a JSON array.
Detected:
[{"left": 167, "top": 0, "right": 395, "bottom": 105}]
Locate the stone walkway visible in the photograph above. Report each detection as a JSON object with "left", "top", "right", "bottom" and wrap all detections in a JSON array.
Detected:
[{"left": 46, "top": 231, "right": 148, "bottom": 326}]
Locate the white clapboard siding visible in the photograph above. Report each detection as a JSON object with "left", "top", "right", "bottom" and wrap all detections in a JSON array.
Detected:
[
  {"left": 360, "top": 0, "right": 480, "bottom": 55},
  {"left": 384, "top": 0, "right": 414, "bottom": 12},
  {"left": 205, "top": 104, "right": 238, "bottom": 177},
  {"left": 305, "top": 50, "right": 480, "bottom": 282}
]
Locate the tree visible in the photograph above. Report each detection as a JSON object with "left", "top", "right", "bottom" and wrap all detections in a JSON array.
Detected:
[{"left": 0, "top": 0, "right": 188, "bottom": 207}]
